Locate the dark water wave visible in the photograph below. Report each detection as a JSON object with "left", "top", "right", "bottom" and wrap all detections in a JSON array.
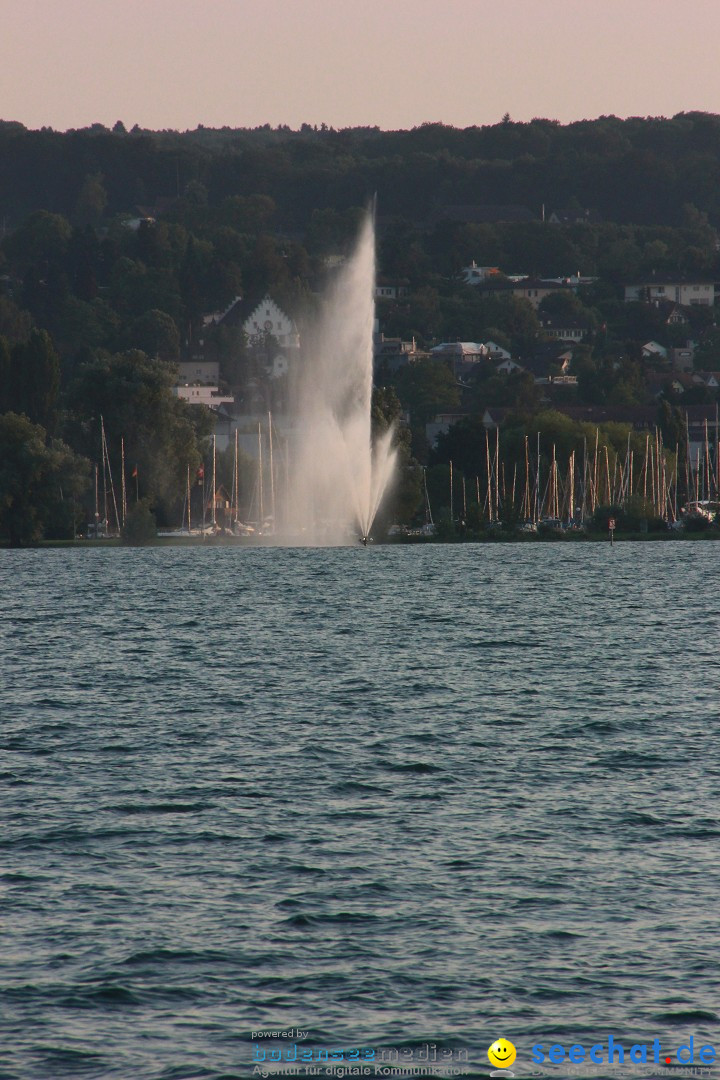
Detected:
[{"left": 1, "top": 543, "right": 719, "bottom": 1079}]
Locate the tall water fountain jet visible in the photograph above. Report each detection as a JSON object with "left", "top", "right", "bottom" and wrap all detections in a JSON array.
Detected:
[{"left": 283, "top": 212, "right": 397, "bottom": 545}]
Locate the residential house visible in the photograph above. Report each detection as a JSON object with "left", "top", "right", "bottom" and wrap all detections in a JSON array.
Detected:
[
  {"left": 236, "top": 296, "right": 300, "bottom": 350},
  {"left": 548, "top": 207, "right": 602, "bottom": 225},
  {"left": 173, "top": 385, "right": 234, "bottom": 409},
  {"left": 175, "top": 360, "right": 220, "bottom": 384},
  {"left": 485, "top": 340, "right": 512, "bottom": 361},
  {"left": 624, "top": 279, "right": 717, "bottom": 306},
  {"left": 375, "top": 278, "right": 410, "bottom": 300},
  {"left": 664, "top": 303, "right": 688, "bottom": 325},
  {"left": 642, "top": 342, "right": 668, "bottom": 361},
  {"left": 661, "top": 373, "right": 698, "bottom": 396},
  {"left": 496, "top": 358, "right": 524, "bottom": 375},
  {"left": 541, "top": 319, "right": 589, "bottom": 342},
  {"left": 515, "top": 345, "right": 574, "bottom": 384},
  {"left": 669, "top": 346, "right": 695, "bottom": 372},
  {"left": 201, "top": 293, "right": 301, "bottom": 382},
  {"left": 430, "top": 341, "right": 487, "bottom": 378},
  {"left": 172, "top": 359, "right": 232, "bottom": 411},
  {"left": 460, "top": 262, "right": 502, "bottom": 285},
  {"left": 374, "top": 335, "right": 424, "bottom": 373},
  {"left": 541, "top": 273, "right": 598, "bottom": 288},
  {"left": 645, "top": 370, "right": 720, "bottom": 400},
  {"left": 322, "top": 254, "right": 346, "bottom": 270},
  {"left": 476, "top": 277, "right": 575, "bottom": 310}
]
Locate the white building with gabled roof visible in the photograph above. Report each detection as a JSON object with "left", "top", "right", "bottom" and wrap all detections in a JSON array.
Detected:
[{"left": 239, "top": 296, "right": 300, "bottom": 349}]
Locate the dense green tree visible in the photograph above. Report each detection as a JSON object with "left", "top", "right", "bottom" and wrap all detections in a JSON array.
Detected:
[
  {"left": 0, "top": 337, "right": 11, "bottom": 412},
  {"left": 379, "top": 285, "right": 441, "bottom": 342},
  {"left": 73, "top": 173, "right": 108, "bottom": 227},
  {"left": 0, "top": 296, "right": 33, "bottom": 345},
  {"left": 121, "top": 498, "right": 157, "bottom": 545},
  {"left": 475, "top": 294, "right": 542, "bottom": 354},
  {"left": 67, "top": 350, "right": 211, "bottom": 515},
  {"left": 178, "top": 235, "right": 205, "bottom": 333},
  {"left": 0, "top": 412, "right": 89, "bottom": 545},
  {"left": 430, "top": 416, "right": 493, "bottom": 479},
  {"left": 693, "top": 328, "right": 720, "bottom": 370},
  {"left": 305, "top": 207, "right": 365, "bottom": 254},
  {"left": 12, "top": 329, "right": 61, "bottom": 432},
  {"left": 124, "top": 308, "right": 181, "bottom": 361},
  {"left": 537, "top": 290, "right": 598, "bottom": 330},
  {"left": 107, "top": 258, "right": 182, "bottom": 322},
  {"left": 220, "top": 194, "right": 276, "bottom": 233},
  {"left": 3, "top": 210, "right": 72, "bottom": 272},
  {"left": 393, "top": 357, "right": 460, "bottom": 426}
]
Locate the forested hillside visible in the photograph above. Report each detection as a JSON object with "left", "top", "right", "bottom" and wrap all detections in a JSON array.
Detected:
[
  {"left": 3, "top": 113, "right": 720, "bottom": 227},
  {"left": 2, "top": 113, "right": 720, "bottom": 542}
]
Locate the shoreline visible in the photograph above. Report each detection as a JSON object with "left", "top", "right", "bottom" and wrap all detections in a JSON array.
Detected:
[{"left": 2, "top": 528, "right": 720, "bottom": 550}]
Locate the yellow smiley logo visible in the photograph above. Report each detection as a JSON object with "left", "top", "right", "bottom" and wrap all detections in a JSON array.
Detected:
[{"left": 488, "top": 1039, "right": 517, "bottom": 1069}]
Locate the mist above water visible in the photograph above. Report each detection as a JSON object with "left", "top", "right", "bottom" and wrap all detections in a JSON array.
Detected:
[{"left": 283, "top": 213, "right": 397, "bottom": 545}]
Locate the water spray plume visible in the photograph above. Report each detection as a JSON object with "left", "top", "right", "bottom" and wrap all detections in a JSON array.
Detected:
[{"left": 283, "top": 212, "right": 397, "bottom": 545}]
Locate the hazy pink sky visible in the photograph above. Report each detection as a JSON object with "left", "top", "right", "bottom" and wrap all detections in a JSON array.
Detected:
[{"left": 2, "top": 0, "right": 720, "bottom": 131}]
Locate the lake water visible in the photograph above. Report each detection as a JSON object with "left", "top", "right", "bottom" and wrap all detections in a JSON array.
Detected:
[{"left": 1, "top": 542, "right": 719, "bottom": 1080}]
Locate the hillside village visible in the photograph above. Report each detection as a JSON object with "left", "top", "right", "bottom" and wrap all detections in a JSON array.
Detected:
[
  {"left": 172, "top": 259, "right": 720, "bottom": 498},
  {"left": 2, "top": 116, "right": 720, "bottom": 541}
]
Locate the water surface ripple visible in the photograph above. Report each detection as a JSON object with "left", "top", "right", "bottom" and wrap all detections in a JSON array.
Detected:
[{"left": 1, "top": 543, "right": 719, "bottom": 1078}]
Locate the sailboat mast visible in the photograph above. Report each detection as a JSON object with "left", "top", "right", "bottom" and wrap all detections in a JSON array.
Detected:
[
  {"left": 234, "top": 429, "right": 239, "bottom": 527},
  {"left": 523, "top": 435, "right": 530, "bottom": 521},
  {"left": 212, "top": 433, "right": 217, "bottom": 528},
  {"left": 685, "top": 411, "right": 691, "bottom": 507},
  {"left": 603, "top": 445, "right": 611, "bottom": 508},
  {"left": 94, "top": 463, "right": 99, "bottom": 536},
  {"left": 102, "top": 422, "right": 108, "bottom": 530},
  {"left": 495, "top": 426, "right": 500, "bottom": 521},
  {"left": 121, "top": 437, "right": 127, "bottom": 527},
  {"left": 100, "top": 417, "right": 120, "bottom": 535},
  {"left": 535, "top": 431, "right": 541, "bottom": 523},
  {"left": 268, "top": 412, "right": 276, "bottom": 532},
  {"left": 424, "top": 467, "right": 434, "bottom": 527},
  {"left": 258, "top": 422, "right": 264, "bottom": 530},
  {"left": 187, "top": 464, "right": 192, "bottom": 533},
  {"left": 485, "top": 430, "right": 492, "bottom": 522}
]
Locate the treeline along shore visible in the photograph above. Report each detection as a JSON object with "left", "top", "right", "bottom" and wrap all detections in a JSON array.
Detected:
[{"left": 2, "top": 114, "right": 720, "bottom": 544}]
